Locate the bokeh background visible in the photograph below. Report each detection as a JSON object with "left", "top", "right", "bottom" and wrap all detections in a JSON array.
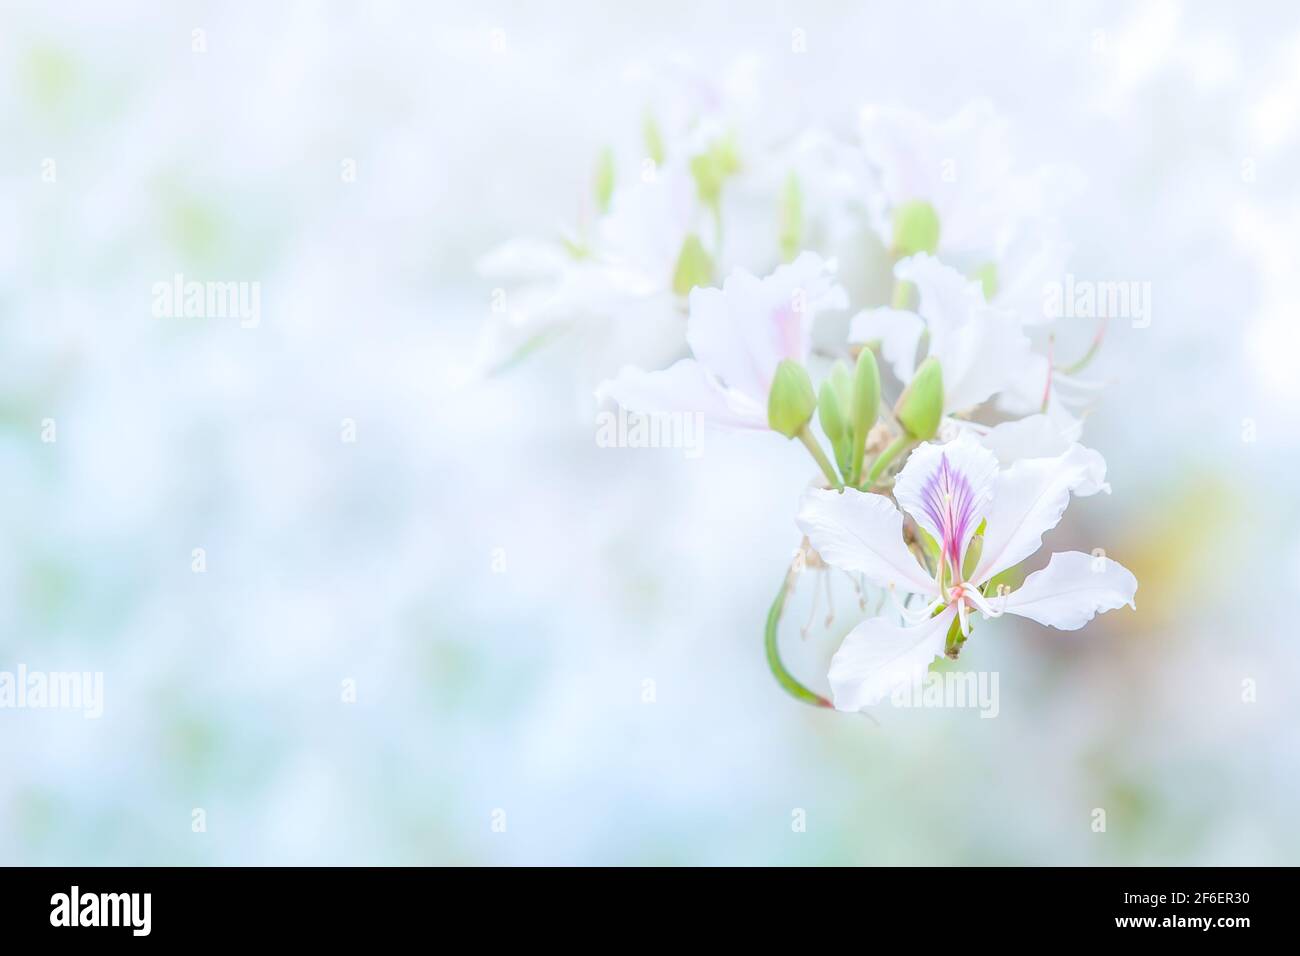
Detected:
[{"left": 2, "top": 0, "right": 1297, "bottom": 864}]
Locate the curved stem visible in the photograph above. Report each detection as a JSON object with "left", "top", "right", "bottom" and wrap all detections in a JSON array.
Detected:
[
  {"left": 765, "top": 566, "right": 834, "bottom": 709},
  {"left": 798, "top": 426, "right": 842, "bottom": 489}
]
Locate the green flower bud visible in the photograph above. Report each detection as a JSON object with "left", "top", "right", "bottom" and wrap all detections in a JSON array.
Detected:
[
  {"left": 973, "top": 262, "right": 998, "bottom": 301},
  {"left": 895, "top": 355, "right": 944, "bottom": 440},
  {"left": 778, "top": 171, "right": 803, "bottom": 263},
  {"left": 828, "top": 360, "right": 853, "bottom": 416},
  {"left": 848, "top": 347, "right": 880, "bottom": 482},
  {"left": 891, "top": 199, "right": 941, "bottom": 257},
  {"left": 690, "top": 136, "right": 742, "bottom": 209},
  {"left": 643, "top": 112, "right": 666, "bottom": 168},
  {"left": 671, "top": 234, "right": 714, "bottom": 297},
  {"left": 818, "top": 379, "right": 850, "bottom": 477},
  {"left": 768, "top": 359, "right": 817, "bottom": 439},
  {"left": 593, "top": 147, "right": 616, "bottom": 214}
]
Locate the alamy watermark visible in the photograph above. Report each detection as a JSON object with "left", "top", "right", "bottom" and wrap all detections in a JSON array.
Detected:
[
  {"left": 595, "top": 409, "right": 704, "bottom": 459},
  {"left": 152, "top": 273, "right": 261, "bottom": 328},
  {"left": 889, "top": 670, "right": 999, "bottom": 718},
  {"left": 1043, "top": 274, "right": 1151, "bottom": 328},
  {"left": 0, "top": 664, "right": 104, "bottom": 718}
]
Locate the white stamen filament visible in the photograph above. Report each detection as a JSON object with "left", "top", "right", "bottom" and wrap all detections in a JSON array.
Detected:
[
  {"left": 887, "top": 584, "right": 945, "bottom": 624},
  {"left": 966, "top": 583, "right": 1010, "bottom": 619}
]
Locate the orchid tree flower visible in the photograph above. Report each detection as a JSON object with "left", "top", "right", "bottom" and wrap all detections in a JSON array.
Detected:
[
  {"left": 596, "top": 252, "right": 847, "bottom": 431},
  {"left": 859, "top": 100, "right": 1079, "bottom": 319},
  {"left": 849, "top": 253, "right": 1034, "bottom": 481},
  {"left": 475, "top": 161, "right": 709, "bottom": 377},
  {"left": 853, "top": 253, "right": 1032, "bottom": 414},
  {"left": 796, "top": 432, "right": 1136, "bottom": 711}
]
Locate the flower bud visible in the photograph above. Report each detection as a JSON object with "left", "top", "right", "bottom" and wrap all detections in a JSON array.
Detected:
[
  {"left": 779, "top": 172, "right": 803, "bottom": 263},
  {"left": 973, "top": 262, "right": 998, "bottom": 301},
  {"left": 643, "top": 112, "right": 665, "bottom": 168},
  {"left": 895, "top": 355, "right": 943, "bottom": 440},
  {"left": 818, "top": 379, "right": 849, "bottom": 476},
  {"left": 593, "top": 147, "right": 616, "bottom": 214},
  {"left": 891, "top": 199, "right": 940, "bottom": 257},
  {"left": 849, "top": 347, "right": 880, "bottom": 479},
  {"left": 672, "top": 234, "right": 714, "bottom": 297},
  {"left": 768, "top": 359, "right": 817, "bottom": 438}
]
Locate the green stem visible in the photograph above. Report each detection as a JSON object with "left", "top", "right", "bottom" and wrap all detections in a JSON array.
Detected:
[
  {"left": 798, "top": 426, "right": 842, "bottom": 489},
  {"left": 863, "top": 432, "right": 912, "bottom": 487},
  {"left": 765, "top": 569, "right": 833, "bottom": 709}
]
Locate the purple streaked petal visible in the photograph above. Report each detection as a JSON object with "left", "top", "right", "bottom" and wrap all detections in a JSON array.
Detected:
[{"left": 894, "top": 432, "right": 999, "bottom": 578}]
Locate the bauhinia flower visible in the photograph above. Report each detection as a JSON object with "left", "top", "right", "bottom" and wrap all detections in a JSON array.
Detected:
[
  {"left": 596, "top": 252, "right": 847, "bottom": 430},
  {"left": 796, "top": 431, "right": 1136, "bottom": 711},
  {"left": 859, "top": 100, "right": 1078, "bottom": 317},
  {"left": 851, "top": 253, "right": 1032, "bottom": 421}
]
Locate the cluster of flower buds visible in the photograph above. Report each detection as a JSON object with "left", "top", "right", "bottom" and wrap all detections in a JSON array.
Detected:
[{"left": 483, "top": 70, "right": 1137, "bottom": 712}]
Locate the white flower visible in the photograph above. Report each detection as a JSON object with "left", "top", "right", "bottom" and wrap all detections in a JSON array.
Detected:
[
  {"left": 850, "top": 253, "right": 1032, "bottom": 416},
  {"left": 596, "top": 253, "right": 847, "bottom": 430},
  {"left": 860, "top": 100, "right": 1080, "bottom": 320},
  {"left": 475, "top": 163, "right": 704, "bottom": 375},
  {"left": 796, "top": 432, "right": 1136, "bottom": 710}
]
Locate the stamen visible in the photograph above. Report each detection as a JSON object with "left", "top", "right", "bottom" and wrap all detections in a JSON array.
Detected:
[
  {"left": 801, "top": 572, "right": 821, "bottom": 639},
  {"left": 887, "top": 584, "right": 945, "bottom": 624},
  {"left": 968, "top": 583, "right": 1010, "bottom": 619},
  {"left": 824, "top": 570, "right": 835, "bottom": 629}
]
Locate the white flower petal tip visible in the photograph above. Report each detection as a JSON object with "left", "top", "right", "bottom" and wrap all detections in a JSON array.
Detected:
[
  {"left": 978, "top": 417, "right": 1110, "bottom": 497},
  {"left": 1002, "top": 551, "right": 1138, "bottom": 631},
  {"left": 795, "top": 488, "right": 936, "bottom": 597},
  {"left": 974, "top": 443, "right": 1116, "bottom": 585},
  {"left": 828, "top": 606, "right": 957, "bottom": 711},
  {"left": 595, "top": 359, "right": 766, "bottom": 429}
]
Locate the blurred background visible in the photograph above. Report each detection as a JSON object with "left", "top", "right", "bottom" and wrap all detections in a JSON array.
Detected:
[{"left": 1, "top": 0, "right": 1297, "bottom": 865}]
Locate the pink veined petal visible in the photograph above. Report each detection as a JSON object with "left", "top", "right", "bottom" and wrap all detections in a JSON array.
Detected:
[
  {"left": 1001, "top": 551, "right": 1137, "bottom": 630},
  {"left": 828, "top": 605, "right": 957, "bottom": 711},
  {"left": 893, "top": 433, "right": 999, "bottom": 578},
  {"left": 796, "top": 488, "right": 937, "bottom": 597},
  {"left": 972, "top": 444, "right": 1113, "bottom": 586},
  {"left": 685, "top": 253, "right": 846, "bottom": 406},
  {"left": 595, "top": 359, "right": 766, "bottom": 430}
]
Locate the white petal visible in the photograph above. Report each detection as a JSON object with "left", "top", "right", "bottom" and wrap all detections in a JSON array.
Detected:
[
  {"left": 894, "top": 254, "right": 979, "bottom": 341},
  {"left": 895, "top": 254, "right": 1033, "bottom": 413},
  {"left": 978, "top": 417, "right": 1108, "bottom": 496},
  {"left": 973, "top": 444, "right": 1112, "bottom": 585},
  {"left": 893, "top": 432, "right": 999, "bottom": 569},
  {"left": 476, "top": 237, "right": 570, "bottom": 281},
  {"left": 595, "top": 359, "right": 766, "bottom": 430},
  {"left": 828, "top": 605, "right": 957, "bottom": 711},
  {"left": 796, "top": 489, "right": 936, "bottom": 596},
  {"left": 1002, "top": 551, "right": 1137, "bottom": 630},
  {"left": 848, "top": 307, "right": 923, "bottom": 383},
  {"left": 686, "top": 253, "right": 846, "bottom": 404},
  {"left": 979, "top": 414, "right": 1074, "bottom": 462},
  {"left": 860, "top": 101, "right": 1012, "bottom": 256}
]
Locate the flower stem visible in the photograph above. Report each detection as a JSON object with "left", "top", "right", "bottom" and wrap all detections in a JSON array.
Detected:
[
  {"left": 798, "top": 426, "right": 842, "bottom": 489},
  {"left": 765, "top": 567, "right": 833, "bottom": 709},
  {"left": 863, "top": 432, "right": 911, "bottom": 487}
]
